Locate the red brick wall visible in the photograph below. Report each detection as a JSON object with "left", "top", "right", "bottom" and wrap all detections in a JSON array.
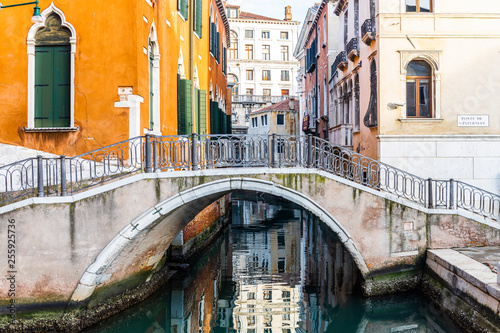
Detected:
[{"left": 182, "top": 195, "right": 229, "bottom": 243}]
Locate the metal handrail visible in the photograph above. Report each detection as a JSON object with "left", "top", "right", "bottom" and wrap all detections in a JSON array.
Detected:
[{"left": 0, "top": 134, "right": 498, "bottom": 222}]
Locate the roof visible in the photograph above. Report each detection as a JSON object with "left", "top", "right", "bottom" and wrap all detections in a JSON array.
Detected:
[
  {"left": 251, "top": 98, "right": 297, "bottom": 114},
  {"left": 238, "top": 11, "right": 282, "bottom": 21}
]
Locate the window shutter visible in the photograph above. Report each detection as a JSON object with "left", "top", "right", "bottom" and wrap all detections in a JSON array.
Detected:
[
  {"left": 216, "top": 31, "right": 220, "bottom": 62},
  {"left": 199, "top": 90, "right": 207, "bottom": 134},
  {"left": 195, "top": 0, "right": 203, "bottom": 37},
  {"left": 226, "top": 114, "right": 231, "bottom": 134},
  {"left": 210, "top": 100, "right": 218, "bottom": 134},
  {"left": 53, "top": 45, "right": 71, "bottom": 127},
  {"left": 35, "top": 47, "right": 52, "bottom": 128},
  {"left": 194, "top": 87, "right": 200, "bottom": 134},
  {"left": 178, "top": 77, "right": 192, "bottom": 135}
]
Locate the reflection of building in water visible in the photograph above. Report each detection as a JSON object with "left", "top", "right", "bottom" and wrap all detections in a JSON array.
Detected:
[{"left": 230, "top": 199, "right": 302, "bottom": 332}]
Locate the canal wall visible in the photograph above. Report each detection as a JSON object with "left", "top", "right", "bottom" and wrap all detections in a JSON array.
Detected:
[{"left": 423, "top": 249, "right": 500, "bottom": 333}]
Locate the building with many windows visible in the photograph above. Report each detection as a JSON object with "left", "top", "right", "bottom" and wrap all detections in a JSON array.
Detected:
[
  {"left": 225, "top": 3, "right": 300, "bottom": 134},
  {"left": 248, "top": 98, "right": 299, "bottom": 136},
  {"left": 330, "top": 0, "right": 500, "bottom": 193},
  {"left": 0, "top": 0, "right": 230, "bottom": 161}
]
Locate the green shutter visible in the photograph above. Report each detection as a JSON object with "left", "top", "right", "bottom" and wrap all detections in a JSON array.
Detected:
[
  {"left": 226, "top": 114, "right": 231, "bottom": 134},
  {"left": 199, "top": 90, "right": 207, "bottom": 134},
  {"left": 210, "top": 100, "right": 218, "bottom": 134},
  {"left": 194, "top": 87, "right": 200, "bottom": 134},
  {"left": 216, "top": 32, "right": 220, "bottom": 62},
  {"left": 178, "top": 77, "right": 192, "bottom": 135},
  {"left": 195, "top": 0, "right": 202, "bottom": 37},
  {"left": 180, "top": 0, "right": 188, "bottom": 18},
  {"left": 35, "top": 45, "right": 70, "bottom": 128}
]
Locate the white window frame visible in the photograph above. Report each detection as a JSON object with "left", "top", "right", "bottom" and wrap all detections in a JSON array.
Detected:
[{"left": 26, "top": 3, "right": 77, "bottom": 130}]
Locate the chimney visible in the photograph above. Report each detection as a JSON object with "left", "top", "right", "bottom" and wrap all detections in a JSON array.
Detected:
[{"left": 285, "top": 5, "right": 292, "bottom": 21}]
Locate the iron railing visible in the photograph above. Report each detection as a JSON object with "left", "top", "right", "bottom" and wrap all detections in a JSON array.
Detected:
[
  {"left": 231, "top": 95, "right": 296, "bottom": 105},
  {"left": 346, "top": 37, "right": 360, "bottom": 61},
  {"left": 361, "top": 19, "right": 375, "bottom": 45},
  {"left": 333, "top": 51, "right": 348, "bottom": 71},
  {"left": 0, "top": 134, "right": 498, "bottom": 222}
]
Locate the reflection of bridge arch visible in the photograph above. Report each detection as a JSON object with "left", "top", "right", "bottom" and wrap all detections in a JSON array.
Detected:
[{"left": 71, "top": 176, "right": 368, "bottom": 302}]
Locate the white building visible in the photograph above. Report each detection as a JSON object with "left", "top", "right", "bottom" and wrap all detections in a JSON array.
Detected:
[{"left": 225, "top": 3, "right": 300, "bottom": 134}]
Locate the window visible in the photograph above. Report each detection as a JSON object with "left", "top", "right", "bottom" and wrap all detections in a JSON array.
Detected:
[
  {"left": 194, "top": 0, "right": 202, "bottom": 36},
  {"left": 261, "top": 114, "right": 267, "bottom": 126},
  {"left": 277, "top": 114, "right": 285, "bottom": 125},
  {"left": 263, "top": 89, "right": 271, "bottom": 96},
  {"left": 252, "top": 117, "right": 257, "bottom": 127},
  {"left": 178, "top": 0, "right": 188, "bottom": 18},
  {"left": 263, "top": 290, "right": 272, "bottom": 300},
  {"left": 262, "top": 30, "right": 270, "bottom": 39},
  {"left": 229, "top": 31, "right": 238, "bottom": 59},
  {"left": 280, "top": 31, "right": 289, "bottom": 39},
  {"left": 262, "top": 45, "right": 270, "bottom": 60},
  {"left": 281, "top": 45, "right": 289, "bottom": 61},
  {"left": 245, "top": 44, "right": 254, "bottom": 59},
  {"left": 281, "top": 89, "right": 289, "bottom": 96},
  {"left": 33, "top": 13, "right": 73, "bottom": 128},
  {"left": 406, "top": 0, "right": 431, "bottom": 12},
  {"left": 281, "top": 70, "right": 290, "bottom": 81},
  {"left": 262, "top": 70, "right": 271, "bottom": 81},
  {"left": 246, "top": 69, "right": 254, "bottom": 81},
  {"left": 245, "top": 29, "right": 254, "bottom": 38},
  {"left": 406, "top": 60, "right": 432, "bottom": 117},
  {"left": 246, "top": 88, "right": 254, "bottom": 95}
]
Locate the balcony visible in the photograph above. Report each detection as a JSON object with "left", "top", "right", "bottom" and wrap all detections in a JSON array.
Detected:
[
  {"left": 232, "top": 95, "right": 297, "bottom": 105},
  {"left": 346, "top": 38, "right": 359, "bottom": 61},
  {"left": 331, "top": 124, "right": 353, "bottom": 148},
  {"left": 332, "top": 51, "right": 348, "bottom": 71},
  {"left": 361, "top": 19, "right": 375, "bottom": 45}
]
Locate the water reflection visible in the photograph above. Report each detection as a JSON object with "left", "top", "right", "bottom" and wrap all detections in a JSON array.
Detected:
[{"left": 85, "top": 196, "right": 459, "bottom": 333}]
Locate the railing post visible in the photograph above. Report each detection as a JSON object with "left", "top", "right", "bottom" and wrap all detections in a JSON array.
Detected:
[
  {"left": 206, "top": 138, "right": 213, "bottom": 169},
  {"left": 191, "top": 133, "right": 199, "bottom": 171},
  {"left": 427, "top": 178, "right": 433, "bottom": 209},
  {"left": 449, "top": 178, "right": 454, "bottom": 210},
  {"left": 271, "top": 133, "right": 277, "bottom": 168},
  {"left": 295, "top": 137, "right": 300, "bottom": 167},
  {"left": 37, "top": 155, "right": 44, "bottom": 197},
  {"left": 152, "top": 136, "right": 158, "bottom": 172},
  {"left": 60, "top": 155, "right": 67, "bottom": 196},
  {"left": 307, "top": 134, "right": 313, "bottom": 168},
  {"left": 145, "top": 134, "right": 152, "bottom": 173}
]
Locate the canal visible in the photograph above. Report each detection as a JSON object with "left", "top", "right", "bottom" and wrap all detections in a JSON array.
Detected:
[{"left": 85, "top": 195, "right": 461, "bottom": 332}]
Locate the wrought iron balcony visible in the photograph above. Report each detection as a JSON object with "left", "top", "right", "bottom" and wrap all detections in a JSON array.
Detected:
[
  {"left": 232, "top": 95, "right": 297, "bottom": 105},
  {"left": 361, "top": 19, "right": 375, "bottom": 45},
  {"left": 332, "top": 51, "right": 348, "bottom": 71},
  {"left": 346, "top": 38, "right": 359, "bottom": 61}
]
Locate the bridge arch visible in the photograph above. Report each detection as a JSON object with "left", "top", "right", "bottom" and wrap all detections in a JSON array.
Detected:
[{"left": 71, "top": 177, "right": 369, "bottom": 302}]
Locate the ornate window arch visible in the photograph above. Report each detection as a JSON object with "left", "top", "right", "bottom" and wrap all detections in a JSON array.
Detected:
[{"left": 26, "top": 4, "right": 77, "bottom": 130}]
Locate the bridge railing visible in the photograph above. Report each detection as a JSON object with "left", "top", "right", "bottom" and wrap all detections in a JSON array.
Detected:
[{"left": 0, "top": 134, "right": 498, "bottom": 222}]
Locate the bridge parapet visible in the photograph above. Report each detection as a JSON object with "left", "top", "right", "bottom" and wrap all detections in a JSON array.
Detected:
[{"left": 1, "top": 134, "right": 498, "bottom": 221}]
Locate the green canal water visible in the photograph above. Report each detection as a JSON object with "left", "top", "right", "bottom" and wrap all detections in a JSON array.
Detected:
[{"left": 85, "top": 197, "right": 462, "bottom": 333}]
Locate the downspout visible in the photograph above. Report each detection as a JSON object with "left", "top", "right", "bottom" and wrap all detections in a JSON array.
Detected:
[{"left": 190, "top": 0, "right": 195, "bottom": 134}]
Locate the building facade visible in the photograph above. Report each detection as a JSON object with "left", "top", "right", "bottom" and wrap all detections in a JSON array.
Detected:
[
  {"left": 225, "top": 3, "right": 300, "bottom": 134},
  {"left": 248, "top": 98, "right": 299, "bottom": 136},
  {"left": 331, "top": 0, "right": 500, "bottom": 193},
  {"left": 0, "top": 0, "right": 230, "bottom": 162},
  {"left": 301, "top": 0, "right": 340, "bottom": 141}
]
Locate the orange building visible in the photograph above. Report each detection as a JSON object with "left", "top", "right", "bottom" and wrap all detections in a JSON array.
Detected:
[{"left": 0, "top": 0, "right": 230, "bottom": 159}]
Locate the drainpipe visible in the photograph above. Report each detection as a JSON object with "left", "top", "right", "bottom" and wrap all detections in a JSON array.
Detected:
[{"left": 190, "top": 0, "right": 195, "bottom": 134}]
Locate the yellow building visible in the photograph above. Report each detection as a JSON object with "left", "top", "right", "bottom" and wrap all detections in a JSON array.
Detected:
[
  {"left": 248, "top": 98, "right": 299, "bottom": 136},
  {"left": 0, "top": 0, "right": 230, "bottom": 160}
]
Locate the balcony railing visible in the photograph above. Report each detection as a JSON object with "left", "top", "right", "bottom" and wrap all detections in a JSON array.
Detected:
[
  {"left": 346, "top": 38, "right": 359, "bottom": 61},
  {"left": 361, "top": 19, "right": 375, "bottom": 45},
  {"left": 332, "top": 51, "right": 348, "bottom": 71},
  {"left": 331, "top": 124, "right": 353, "bottom": 148},
  {"left": 232, "top": 95, "right": 297, "bottom": 105}
]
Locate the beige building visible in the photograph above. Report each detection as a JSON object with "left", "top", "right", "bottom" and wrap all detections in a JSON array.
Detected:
[
  {"left": 248, "top": 98, "right": 299, "bottom": 135},
  {"left": 331, "top": 0, "right": 500, "bottom": 194}
]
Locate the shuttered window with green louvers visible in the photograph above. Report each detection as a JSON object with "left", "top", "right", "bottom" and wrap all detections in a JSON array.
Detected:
[
  {"left": 177, "top": 75, "right": 192, "bottom": 135},
  {"left": 210, "top": 100, "right": 218, "bottom": 134},
  {"left": 198, "top": 90, "right": 207, "bottom": 134},
  {"left": 194, "top": 0, "right": 202, "bottom": 37},
  {"left": 178, "top": 0, "right": 188, "bottom": 19}
]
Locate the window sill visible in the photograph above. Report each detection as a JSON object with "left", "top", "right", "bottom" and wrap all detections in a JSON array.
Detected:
[
  {"left": 398, "top": 118, "right": 443, "bottom": 123},
  {"left": 23, "top": 126, "right": 79, "bottom": 133}
]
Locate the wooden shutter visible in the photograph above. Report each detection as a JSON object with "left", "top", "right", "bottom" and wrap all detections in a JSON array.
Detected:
[
  {"left": 35, "top": 45, "right": 70, "bottom": 128},
  {"left": 178, "top": 78, "right": 192, "bottom": 135},
  {"left": 194, "top": 87, "right": 200, "bottom": 134},
  {"left": 195, "top": 0, "right": 202, "bottom": 37},
  {"left": 199, "top": 90, "right": 207, "bottom": 134}
]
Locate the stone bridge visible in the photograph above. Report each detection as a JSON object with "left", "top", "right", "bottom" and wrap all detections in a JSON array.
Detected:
[{"left": 0, "top": 134, "right": 498, "bottom": 312}]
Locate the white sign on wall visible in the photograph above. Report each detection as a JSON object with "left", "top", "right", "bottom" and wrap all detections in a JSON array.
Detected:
[{"left": 457, "top": 115, "right": 489, "bottom": 127}]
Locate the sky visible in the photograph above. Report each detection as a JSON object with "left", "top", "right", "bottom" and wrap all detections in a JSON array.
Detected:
[{"left": 226, "top": 0, "right": 318, "bottom": 27}]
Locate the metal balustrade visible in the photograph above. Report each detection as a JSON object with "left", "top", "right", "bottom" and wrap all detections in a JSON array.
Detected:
[{"left": 0, "top": 134, "right": 498, "bottom": 222}]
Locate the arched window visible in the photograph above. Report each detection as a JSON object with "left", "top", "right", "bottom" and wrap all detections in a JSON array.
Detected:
[
  {"left": 406, "top": 60, "right": 432, "bottom": 117},
  {"left": 34, "top": 14, "right": 71, "bottom": 128},
  {"left": 148, "top": 24, "right": 161, "bottom": 134},
  {"left": 227, "top": 74, "right": 239, "bottom": 95},
  {"left": 354, "top": 75, "right": 360, "bottom": 131},
  {"left": 27, "top": 5, "right": 76, "bottom": 130},
  {"left": 229, "top": 30, "right": 238, "bottom": 59}
]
